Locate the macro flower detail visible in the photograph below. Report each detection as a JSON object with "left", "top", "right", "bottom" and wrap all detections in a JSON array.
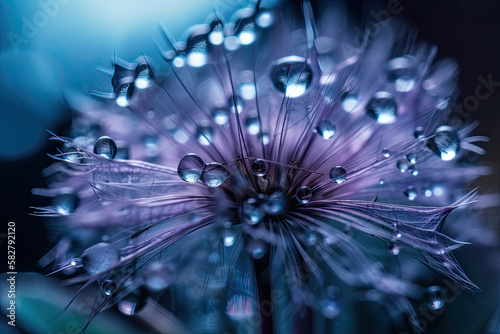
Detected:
[{"left": 32, "top": 1, "right": 490, "bottom": 333}]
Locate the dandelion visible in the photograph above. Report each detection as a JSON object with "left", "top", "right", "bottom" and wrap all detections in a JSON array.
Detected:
[{"left": 33, "top": 1, "right": 491, "bottom": 333}]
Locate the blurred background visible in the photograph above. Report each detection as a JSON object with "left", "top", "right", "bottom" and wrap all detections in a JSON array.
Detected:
[{"left": 0, "top": 0, "right": 499, "bottom": 333}]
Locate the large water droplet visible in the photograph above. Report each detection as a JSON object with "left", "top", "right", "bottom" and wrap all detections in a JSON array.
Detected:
[
  {"left": 329, "top": 166, "right": 347, "bottom": 184},
  {"left": 404, "top": 186, "right": 417, "bottom": 201},
  {"left": 118, "top": 288, "right": 147, "bottom": 316},
  {"left": 142, "top": 263, "right": 173, "bottom": 291},
  {"left": 315, "top": 120, "right": 336, "bottom": 139},
  {"left": 425, "top": 286, "right": 445, "bottom": 310},
  {"left": 101, "top": 279, "right": 116, "bottom": 296},
  {"left": 387, "top": 56, "right": 416, "bottom": 92},
  {"left": 427, "top": 125, "right": 460, "bottom": 161},
  {"left": 94, "top": 136, "right": 117, "bottom": 159},
  {"left": 53, "top": 188, "right": 78, "bottom": 215},
  {"left": 366, "top": 91, "right": 397, "bottom": 124},
  {"left": 296, "top": 186, "right": 312, "bottom": 204},
  {"left": 177, "top": 154, "right": 205, "bottom": 183},
  {"left": 201, "top": 162, "right": 229, "bottom": 187},
  {"left": 271, "top": 56, "right": 313, "bottom": 98},
  {"left": 81, "top": 242, "right": 120, "bottom": 274},
  {"left": 251, "top": 159, "right": 269, "bottom": 177}
]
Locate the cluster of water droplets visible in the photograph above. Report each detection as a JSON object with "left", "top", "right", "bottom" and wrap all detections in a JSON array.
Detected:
[{"left": 177, "top": 153, "right": 229, "bottom": 188}]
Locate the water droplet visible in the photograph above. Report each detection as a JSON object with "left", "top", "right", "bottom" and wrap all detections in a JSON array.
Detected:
[
  {"left": 118, "top": 288, "right": 147, "bottom": 316},
  {"left": 177, "top": 154, "right": 205, "bottom": 183},
  {"left": 427, "top": 125, "right": 460, "bottom": 161},
  {"left": 201, "top": 162, "right": 229, "bottom": 187},
  {"left": 211, "top": 108, "right": 229, "bottom": 125},
  {"left": 246, "top": 238, "right": 268, "bottom": 259},
  {"left": 115, "top": 83, "right": 134, "bottom": 107},
  {"left": 425, "top": 286, "right": 445, "bottom": 310},
  {"left": 81, "top": 242, "right": 120, "bottom": 274},
  {"left": 261, "top": 133, "right": 270, "bottom": 145},
  {"left": 271, "top": 56, "right": 313, "bottom": 98},
  {"left": 404, "top": 186, "right": 417, "bottom": 201},
  {"left": 296, "top": 186, "right": 312, "bottom": 204},
  {"left": 397, "top": 160, "right": 409, "bottom": 173},
  {"left": 262, "top": 191, "right": 286, "bottom": 215},
  {"left": 222, "top": 229, "right": 236, "bottom": 247},
  {"left": 228, "top": 95, "right": 244, "bottom": 113},
  {"left": 414, "top": 126, "right": 425, "bottom": 139},
  {"left": 245, "top": 116, "right": 260, "bottom": 135},
  {"left": 142, "top": 263, "right": 173, "bottom": 291},
  {"left": 197, "top": 125, "right": 214, "bottom": 146},
  {"left": 409, "top": 165, "right": 419, "bottom": 176},
  {"left": 388, "top": 242, "right": 400, "bottom": 255},
  {"left": 142, "top": 134, "right": 159, "bottom": 157},
  {"left": 53, "top": 189, "right": 78, "bottom": 215},
  {"left": 239, "top": 82, "right": 256, "bottom": 100},
  {"left": 433, "top": 184, "right": 444, "bottom": 197},
  {"left": 321, "top": 298, "right": 340, "bottom": 319},
  {"left": 208, "top": 18, "right": 224, "bottom": 45},
  {"left": 315, "top": 120, "right": 336, "bottom": 139},
  {"left": 243, "top": 199, "right": 265, "bottom": 225},
  {"left": 101, "top": 279, "right": 116, "bottom": 296},
  {"left": 379, "top": 179, "right": 385, "bottom": 185},
  {"left": 234, "top": 13, "right": 256, "bottom": 45},
  {"left": 342, "top": 94, "right": 359, "bottom": 112},
  {"left": 406, "top": 152, "right": 418, "bottom": 164},
  {"left": 134, "top": 61, "right": 154, "bottom": 89},
  {"left": 186, "top": 31, "right": 209, "bottom": 67},
  {"left": 387, "top": 56, "right": 416, "bottom": 92},
  {"left": 423, "top": 186, "right": 432, "bottom": 197},
  {"left": 366, "top": 91, "right": 397, "bottom": 124},
  {"left": 251, "top": 159, "right": 269, "bottom": 177},
  {"left": 382, "top": 148, "right": 390, "bottom": 158},
  {"left": 94, "top": 136, "right": 117, "bottom": 159},
  {"left": 256, "top": 9, "right": 273, "bottom": 28},
  {"left": 329, "top": 166, "right": 347, "bottom": 184}
]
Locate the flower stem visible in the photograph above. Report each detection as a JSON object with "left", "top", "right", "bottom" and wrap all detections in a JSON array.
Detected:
[{"left": 252, "top": 251, "right": 274, "bottom": 334}]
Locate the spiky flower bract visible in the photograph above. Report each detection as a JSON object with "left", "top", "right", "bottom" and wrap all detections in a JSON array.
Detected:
[{"left": 34, "top": 1, "right": 491, "bottom": 333}]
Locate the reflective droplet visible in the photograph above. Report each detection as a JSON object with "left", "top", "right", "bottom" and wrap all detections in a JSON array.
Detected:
[
  {"left": 261, "top": 133, "right": 270, "bottom": 145},
  {"left": 208, "top": 17, "right": 224, "bottom": 45},
  {"left": 186, "top": 30, "right": 210, "bottom": 68},
  {"left": 379, "top": 179, "right": 385, "bottom": 185},
  {"left": 201, "top": 162, "right": 229, "bottom": 187},
  {"left": 321, "top": 298, "right": 340, "bottom": 319},
  {"left": 271, "top": 56, "right": 313, "bottom": 98},
  {"left": 246, "top": 238, "right": 268, "bottom": 259},
  {"left": 101, "top": 279, "right": 116, "bottom": 296},
  {"left": 409, "top": 165, "right": 419, "bottom": 176},
  {"left": 388, "top": 242, "right": 400, "bottom": 255},
  {"left": 433, "top": 184, "right": 444, "bottom": 197},
  {"left": 397, "top": 160, "right": 409, "bottom": 173},
  {"left": 115, "top": 83, "right": 134, "bottom": 107},
  {"left": 243, "top": 198, "right": 265, "bottom": 225},
  {"left": 256, "top": 9, "right": 273, "bottom": 28},
  {"left": 228, "top": 95, "right": 244, "bottom": 113},
  {"left": 342, "top": 94, "right": 359, "bottom": 112},
  {"left": 262, "top": 192, "right": 286, "bottom": 215},
  {"left": 387, "top": 56, "right": 416, "bottom": 92},
  {"left": 427, "top": 125, "right": 460, "bottom": 161},
  {"left": 329, "top": 166, "right": 347, "bottom": 184},
  {"left": 315, "top": 120, "right": 336, "bottom": 140},
  {"left": 197, "top": 125, "right": 214, "bottom": 146},
  {"left": 414, "top": 126, "right": 425, "bottom": 139},
  {"left": 177, "top": 154, "right": 205, "bottom": 183},
  {"left": 94, "top": 136, "right": 117, "bottom": 159},
  {"left": 142, "top": 263, "right": 173, "bottom": 291},
  {"left": 235, "top": 16, "right": 256, "bottom": 45},
  {"left": 382, "top": 148, "right": 390, "bottom": 158},
  {"left": 251, "top": 159, "right": 269, "bottom": 177},
  {"left": 53, "top": 189, "right": 78, "bottom": 215},
  {"left": 245, "top": 116, "right": 260, "bottom": 135},
  {"left": 222, "top": 229, "right": 236, "bottom": 247},
  {"left": 423, "top": 186, "right": 432, "bottom": 197},
  {"left": 118, "top": 288, "right": 147, "bottom": 316},
  {"left": 425, "top": 286, "right": 445, "bottom": 310},
  {"left": 406, "top": 152, "right": 418, "bottom": 164},
  {"left": 211, "top": 108, "right": 229, "bottom": 125},
  {"left": 404, "top": 186, "right": 417, "bottom": 201},
  {"left": 239, "top": 82, "right": 256, "bottom": 100},
  {"left": 81, "top": 242, "right": 120, "bottom": 274},
  {"left": 295, "top": 186, "right": 312, "bottom": 204},
  {"left": 134, "top": 61, "right": 154, "bottom": 89},
  {"left": 366, "top": 91, "right": 397, "bottom": 124}
]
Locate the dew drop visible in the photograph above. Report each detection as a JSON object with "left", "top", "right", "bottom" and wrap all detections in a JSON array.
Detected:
[
  {"left": 423, "top": 186, "right": 432, "bottom": 197},
  {"left": 118, "top": 288, "right": 147, "bottom": 316},
  {"left": 256, "top": 9, "right": 273, "bottom": 28},
  {"left": 81, "top": 242, "right": 120, "bottom": 274},
  {"left": 53, "top": 189, "right": 78, "bottom": 215},
  {"left": 271, "top": 56, "right": 313, "bottom": 98},
  {"left": 94, "top": 136, "right": 117, "bottom": 159},
  {"left": 228, "top": 95, "right": 244, "bottom": 113},
  {"left": 404, "top": 186, "right": 417, "bottom": 201},
  {"left": 177, "top": 154, "right": 205, "bottom": 183},
  {"left": 382, "top": 148, "right": 390, "bottom": 158},
  {"left": 115, "top": 83, "right": 134, "bottom": 107},
  {"left": 315, "top": 120, "right": 336, "bottom": 140},
  {"left": 397, "top": 160, "right": 409, "bottom": 173},
  {"left": 366, "top": 91, "right": 397, "bottom": 124},
  {"left": 186, "top": 31, "right": 209, "bottom": 68},
  {"left": 409, "top": 165, "right": 419, "bottom": 176},
  {"left": 414, "top": 126, "right": 425, "bottom": 139},
  {"left": 427, "top": 125, "right": 460, "bottom": 161},
  {"left": 388, "top": 242, "right": 400, "bottom": 255},
  {"left": 406, "top": 152, "right": 418, "bottom": 164},
  {"left": 211, "top": 108, "right": 229, "bottom": 125},
  {"left": 425, "top": 286, "right": 445, "bottom": 310},
  {"left": 222, "top": 229, "right": 236, "bottom": 247},
  {"left": 379, "top": 179, "right": 385, "bottom": 185},
  {"left": 235, "top": 17, "right": 256, "bottom": 45},
  {"left": 261, "top": 133, "right": 270, "bottom": 145},
  {"left": 142, "top": 263, "right": 173, "bottom": 292},
  {"left": 262, "top": 191, "right": 286, "bottom": 215},
  {"left": 197, "top": 125, "right": 214, "bottom": 146},
  {"left": 101, "top": 279, "right": 116, "bottom": 296},
  {"left": 200, "top": 162, "right": 229, "bottom": 187},
  {"left": 245, "top": 116, "right": 260, "bottom": 135},
  {"left": 295, "top": 186, "right": 312, "bottom": 204},
  {"left": 329, "top": 166, "right": 347, "bottom": 184},
  {"left": 251, "top": 159, "right": 269, "bottom": 177},
  {"left": 243, "top": 199, "right": 265, "bottom": 225},
  {"left": 321, "top": 298, "right": 340, "bottom": 319},
  {"left": 208, "top": 18, "right": 224, "bottom": 45},
  {"left": 239, "top": 82, "right": 256, "bottom": 100},
  {"left": 134, "top": 61, "right": 154, "bottom": 89},
  {"left": 246, "top": 238, "right": 268, "bottom": 259},
  {"left": 341, "top": 94, "right": 359, "bottom": 112},
  {"left": 387, "top": 56, "right": 416, "bottom": 92}
]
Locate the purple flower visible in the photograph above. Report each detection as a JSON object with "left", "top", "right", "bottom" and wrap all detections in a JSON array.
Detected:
[{"left": 34, "top": 1, "right": 490, "bottom": 333}]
